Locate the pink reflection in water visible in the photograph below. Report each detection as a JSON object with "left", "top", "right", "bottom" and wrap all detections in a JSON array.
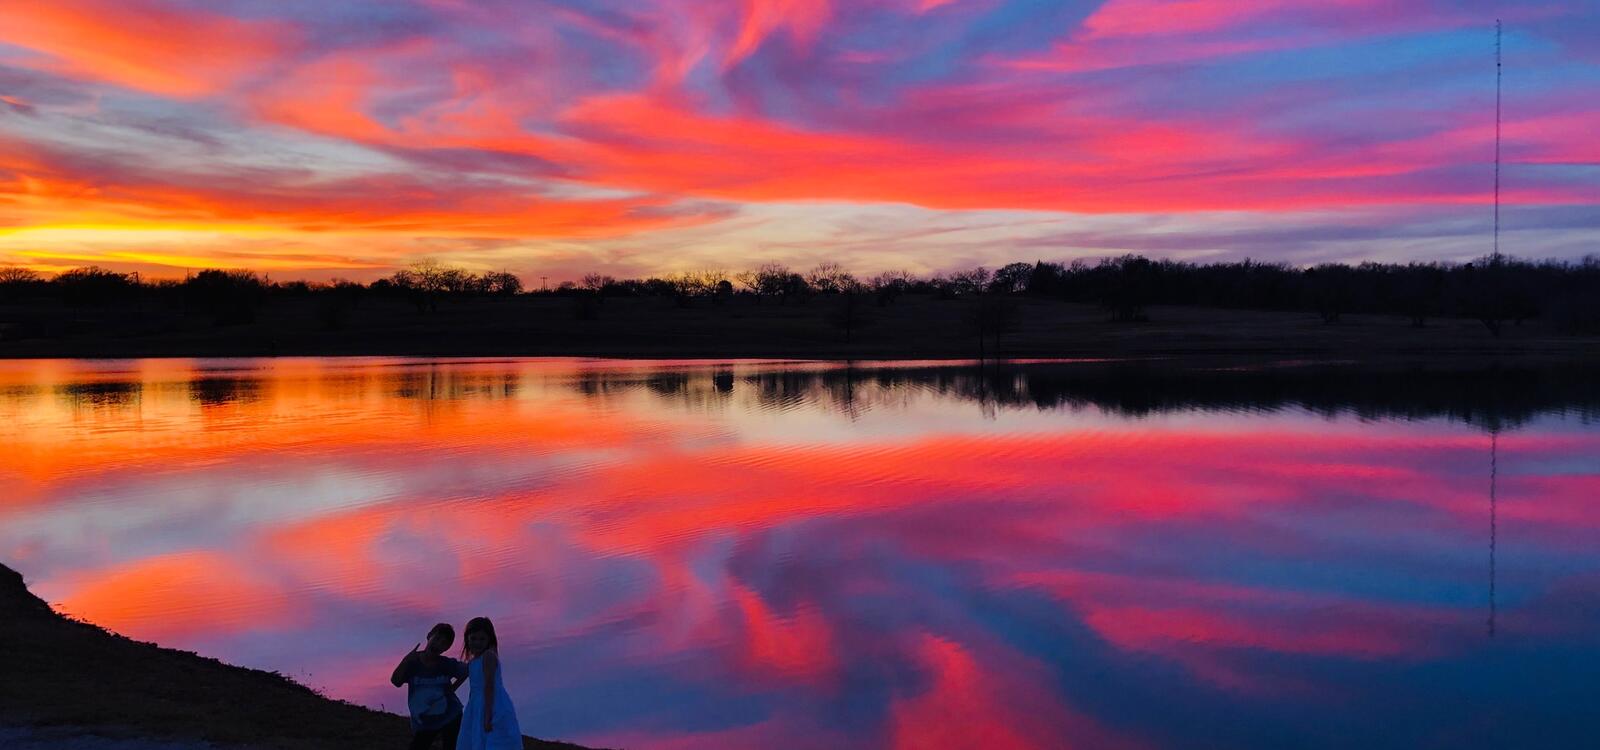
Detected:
[{"left": 2, "top": 359, "right": 1598, "bottom": 749}]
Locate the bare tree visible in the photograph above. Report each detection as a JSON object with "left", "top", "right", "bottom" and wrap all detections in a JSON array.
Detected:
[
  {"left": 754, "top": 263, "right": 792, "bottom": 301},
  {"left": 806, "top": 262, "right": 852, "bottom": 294},
  {"left": 691, "top": 268, "right": 729, "bottom": 294},
  {"left": 869, "top": 269, "right": 914, "bottom": 305},
  {"left": 946, "top": 267, "right": 991, "bottom": 297},
  {"left": 1, "top": 266, "right": 43, "bottom": 305},
  {"left": 733, "top": 270, "right": 762, "bottom": 300},
  {"left": 0, "top": 266, "right": 41, "bottom": 284},
  {"left": 580, "top": 273, "right": 615, "bottom": 303},
  {"left": 752, "top": 263, "right": 809, "bottom": 303},
  {"left": 479, "top": 270, "right": 523, "bottom": 296},
  {"left": 663, "top": 272, "right": 703, "bottom": 307},
  {"left": 389, "top": 260, "right": 482, "bottom": 312}
]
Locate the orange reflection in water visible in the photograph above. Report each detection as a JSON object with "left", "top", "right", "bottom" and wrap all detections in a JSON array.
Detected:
[
  {"left": 0, "top": 358, "right": 711, "bottom": 506},
  {"left": 57, "top": 551, "right": 301, "bottom": 641},
  {"left": 3, "top": 359, "right": 1599, "bottom": 750}
]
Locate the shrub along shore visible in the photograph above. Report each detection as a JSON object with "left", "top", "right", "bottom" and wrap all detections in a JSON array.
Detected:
[{"left": 0, "top": 563, "right": 596, "bottom": 750}]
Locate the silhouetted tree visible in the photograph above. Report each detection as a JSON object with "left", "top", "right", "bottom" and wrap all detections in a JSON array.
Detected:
[
  {"left": 946, "top": 267, "right": 991, "bottom": 297},
  {"left": 664, "top": 272, "right": 700, "bottom": 307},
  {"left": 752, "top": 263, "right": 807, "bottom": 303},
  {"left": 1099, "top": 255, "right": 1156, "bottom": 322},
  {"left": 0, "top": 266, "right": 40, "bottom": 285},
  {"left": 1393, "top": 263, "right": 1446, "bottom": 327},
  {"left": 695, "top": 269, "right": 730, "bottom": 301},
  {"left": 1455, "top": 255, "right": 1512, "bottom": 336},
  {"left": 806, "top": 262, "right": 852, "bottom": 294},
  {"left": 388, "top": 260, "right": 484, "bottom": 312},
  {"left": 0, "top": 266, "right": 43, "bottom": 303},
  {"left": 55, "top": 266, "right": 138, "bottom": 308},
  {"left": 478, "top": 270, "right": 523, "bottom": 296},
  {"left": 1025, "top": 261, "right": 1067, "bottom": 297},
  {"left": 869, "top": 270, "right": 913, "bottom": 305},
  {"left": 1304, "top": 263, "right": 1354, "bottom": 324},
  {"left": 183, "top": 269, "right": 266, "bottom": 325},
  {"left": 580, "top": 273, "right": 615, "bottom": 304},
  {"left": 733, "top": 269, "right": 763, "bottom": 301},
  {"left": 990, "top": 262, "right": 1032, "bottom": 294},
  {"left": 329, "top": 279, "right": 368, "bottom": 308}
]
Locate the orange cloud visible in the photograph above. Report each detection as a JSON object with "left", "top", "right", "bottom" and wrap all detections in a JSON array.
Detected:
[
  {"left": 0, "top": 0, "right": 292, "bottom": 96},
  {"left": 0, "top": 136, "right": 728, "bottom": 251}
]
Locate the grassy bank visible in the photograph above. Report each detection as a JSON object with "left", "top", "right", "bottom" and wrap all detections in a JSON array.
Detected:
[
  {"left": 2, "top": 294, "right": 1597, "bottom": 362},
  {"left": 0, "top": 563, "right": 595, "bottom": 750}
]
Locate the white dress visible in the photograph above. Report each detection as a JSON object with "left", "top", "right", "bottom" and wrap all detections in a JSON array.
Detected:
[{"left": 455, "top": 652, "right": 522, "bottom": 750}]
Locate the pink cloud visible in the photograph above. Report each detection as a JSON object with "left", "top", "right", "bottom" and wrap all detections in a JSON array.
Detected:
[{"left": 0, "top": 0, "right": 293, "bottom": 96}]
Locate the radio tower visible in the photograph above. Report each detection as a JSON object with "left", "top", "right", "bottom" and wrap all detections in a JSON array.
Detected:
[{"left": 1493, "top": 20, "right": 1502, "bottom": 260}]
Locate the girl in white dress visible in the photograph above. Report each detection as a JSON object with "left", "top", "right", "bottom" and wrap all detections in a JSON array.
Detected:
[{"left": 455, "top": 617, "right": 522, "bottom": 750}]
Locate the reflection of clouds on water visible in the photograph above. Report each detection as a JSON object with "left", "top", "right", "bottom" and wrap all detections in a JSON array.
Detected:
[{"left": 2, "top": 359, "right": 1599, "bottom": 748}]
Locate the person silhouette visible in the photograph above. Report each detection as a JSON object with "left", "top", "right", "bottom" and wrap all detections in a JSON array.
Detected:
[
  {"left": 455, "top": 617, "right": 522, "bottom": 750},
  {"left": 391, "top": 623, "right": 469, "bottom": 749}
]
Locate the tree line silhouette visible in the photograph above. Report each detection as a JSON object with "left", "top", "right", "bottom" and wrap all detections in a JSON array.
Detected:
[{"left": 2, "top": 253, "right": 1597, "bottom": 336}]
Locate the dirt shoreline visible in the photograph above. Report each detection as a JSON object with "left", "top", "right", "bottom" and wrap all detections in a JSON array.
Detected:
[{"left": 0, "top": 563, "right": 598, "bottom": 750}]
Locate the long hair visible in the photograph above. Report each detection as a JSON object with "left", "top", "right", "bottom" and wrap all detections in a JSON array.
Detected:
[{"left": 461, "top": 617, "right": 498, "bottom": 661}]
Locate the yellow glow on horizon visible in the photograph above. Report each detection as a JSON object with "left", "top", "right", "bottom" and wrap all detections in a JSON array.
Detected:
[
  {"left": 0, "top": 225, "right": 389, "bottom": 274},
  {"left": 15, "top": 251, "right": 381, "bottom": 272}
]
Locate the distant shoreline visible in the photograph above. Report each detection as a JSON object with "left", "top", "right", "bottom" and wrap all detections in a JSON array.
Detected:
[
  {"left": 3, "top": 296, "right": 1597, "bottom": 364},
  {"left": 0, "top": 563, "right": 596, "bottom": 750}
]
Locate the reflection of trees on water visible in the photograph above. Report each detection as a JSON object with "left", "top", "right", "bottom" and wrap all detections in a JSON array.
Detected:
[
  {"left": 572, "top": 367, "right": 754, "bottom": 415},
  {"left": 572, "top": 362, "right": 1600, "bottom": 431},
  {"left": 568, "top": 365, "right": 929, "bottom": 419},
  {"left": 54, "top": 381, "right": 142, "bottom": 410},
  {"left": 189, "top": 377, "right": 263, "bottom": 407},
  {"left": 386, "top": 368, "right": 521, "bottom": 402},
  {"left": 22, "top": 361, "right": 1596, "bottom": 431}
]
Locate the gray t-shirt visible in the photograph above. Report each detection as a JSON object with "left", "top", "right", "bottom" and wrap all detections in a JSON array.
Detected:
[{"left": 401, "top": 654, "right": 468, "bottom": 731}]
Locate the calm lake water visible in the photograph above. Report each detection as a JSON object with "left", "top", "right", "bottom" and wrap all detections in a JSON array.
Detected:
[{"left": 3, "top": 358, "right": 1598, "bottom": 749}]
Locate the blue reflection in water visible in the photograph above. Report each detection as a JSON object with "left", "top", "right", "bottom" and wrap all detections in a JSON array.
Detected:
[{"left": 1, "top": 358, "right": 1597, "bottom": 749}]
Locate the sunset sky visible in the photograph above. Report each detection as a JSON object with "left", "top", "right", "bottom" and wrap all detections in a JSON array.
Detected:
[{"left": 1, "top": 0, "right": 1596, "bottom": 281}]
